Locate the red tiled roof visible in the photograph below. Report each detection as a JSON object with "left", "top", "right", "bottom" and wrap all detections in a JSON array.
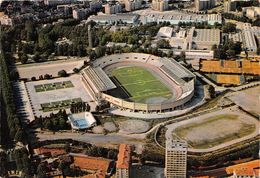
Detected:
[
  {"left": 225, "top": 160, "right": 260, "bottom": 176},
  {"left": 82, "top": 170, "right": 106, "bottom": 178},
  {"left": 200, "top": 59, "right": 260, "bottom": 75},
  {"left": 116, "top": 144, "right": 131, "bottom": 169},
  {"left": 70, "top": 153, "right": 113, "bottom": 173},
  {"left": 34, "top": 147, "right": 66, "bottom": 157}
]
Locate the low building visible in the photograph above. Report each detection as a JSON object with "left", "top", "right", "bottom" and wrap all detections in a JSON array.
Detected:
[
  {"left": 69, "top": 153, "right": 115, "bottom": 176},
  {"left": 104, "top": 4, "right": 122, "bottom": 14},
  {"left": 163, "top": 27, "right": 220, "bottom": 50},
  {"left": 199, "top": 59, "right": 260, "bottom": 75},
  {"left": 68, "top": 112, "right": 96, "bottom": 130},
  {"left": 157, "top": 26, "right": 174, "bottom": 38},
  {"left": 34, "top": 147, "right": 66, "bottom": 157},
  {"left": 199, "top": 59, "right": 260, "bottom": 85},
  {"left": 225, "top": 160, "right": 260, "bottom": 178},
  {"left": 116, "top": 144, "right": 132, "bottom": 178},
  {"left": 192, "top": 28, "right": 221, "bottom": 50},
  {"left": 88, "top": 13, "right": 139, "bottom": 25},
  {"left": 152, "top": 0, "right": 169, "bottom": 11}
]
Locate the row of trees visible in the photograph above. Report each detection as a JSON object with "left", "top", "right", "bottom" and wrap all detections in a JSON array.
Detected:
[
  {"left": 213, "top": 40, "right": 242, "bottom": 59},
  {"left": 34, "top": 110, "right": 70, "bottom": 131},
  {"left": 0, "top": 30, "right": 25, "bottom": 145},
  {"left": 222, "top": 13, "right": 252, "bottom": 23},
  {"left": 70, "top": 102, "right": 91, "bottom": 114}
]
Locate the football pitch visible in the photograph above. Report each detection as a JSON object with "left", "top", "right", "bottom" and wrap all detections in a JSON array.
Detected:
[
  {"left": 111, "top": 66, "right": 172, "bottom": 103},
  {"left": 173, "top": 114, "right": 257, "bottom": 149}
]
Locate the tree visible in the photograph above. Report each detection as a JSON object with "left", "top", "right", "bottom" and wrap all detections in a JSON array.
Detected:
[
  {"left": 9, "top": 69, "right": 19, "bottom": 80},
  {"left": 156, "top": 39, "right": 171, "bottom": 49},
  {"left": 36, "top": 163, "right": 47, "bottom": 178},
  {"left": 94, "top": 46, "right": 105, "bottom": 58},
  {"left": 226, "top": 49, "right": 236, "bottom": 58},
  {"left": 0, "top": 152, "right": 8, "bottom": 177},
  {"left": 32, "top": 53, "right": 41, "bottom": 62},
  {"left": 15, "top": 129, "right": 25, "bottom": 142},
  {"left": 44, "top": 74, "right": 51, "bottom": 79},
  {"left": 73, "top": 68, "right": 79, "bottom": 73},
  {"left": 58, "top": 70, "right": 68, "bottom": 77},
  {"left": 31, "top": 76, "right": 36, "bottom": 81},
  {"left": 222, "top": 23, "right": 236, "bottom": 33},
  {"left": 25, "top": 21, "right": 36, "bottom": 41},
  {"left": 20, "top": 54, "right": 28, "bottom": 64},
  {"left": 208, "top": 85, "right": 215, "bottom": 98}
]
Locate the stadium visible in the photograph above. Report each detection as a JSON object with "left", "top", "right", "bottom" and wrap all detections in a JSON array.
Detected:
[{"left": 81, "top": 53, "right": 195, "bottom": 113}]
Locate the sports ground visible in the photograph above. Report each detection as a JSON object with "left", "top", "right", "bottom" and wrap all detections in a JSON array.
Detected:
[
  {"left": 167, "top": 108, "right": 259, "bottom": 151},
  {"left": 110, "top": 66, "right": 172, "bottom": 103}
]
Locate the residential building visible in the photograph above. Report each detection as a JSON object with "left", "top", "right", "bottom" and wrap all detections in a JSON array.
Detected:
[
  {"left": 116, "top": 144, "right": 132, "bottom": 178},
  {"left": 243, "top": 7, "right": 260, "bottom": 19},
  {"left": 44, "top": 0, "right": 74, "bottom": 6},
  {"left": 0, "top": 15, "right": 13, "bottom": 26},
  {"left": 72, "top": 8, "right": 89, "bottom": 20},
  {"left": 243, "top": 23, "right": 258, "bottom": 53},
  {"left": 165, "top": 140, "right": 187, "bottom": 178},
  {"left": 88, "top": 14, "right": 139, "bottom": 25},
  {"left": 125, "top": 0, "right": 142, "bottom": 11},
  {"left": 152, "top": 0, "right": 169, "bottom": 11},
  {"left": 195, "top": 0, "right": 215, "bottom": 11},
  {"left": 224, "top": 0, "right": 236, "bottom": 12},
  {"left": 144, "top": 13, "right": 221, "bottom": 25},
  {"left": 104, "top": 4, "right": 122, "bottom": 14},
  {"left": 89, "top": 0, "right": 102, "bottom": 11}
]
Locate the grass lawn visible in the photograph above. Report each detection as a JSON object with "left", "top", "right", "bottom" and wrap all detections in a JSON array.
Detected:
[
  {"left": 111, "top": 66, "right": 172, "bottom": 103},
  {"left": 173, "top": 114, "right": 256, "bottom": 149},
  {"left": 34, "top": 81, "right": 74, "bottom": 92},
  {"left": 40, "top": 98, "right": 82, "bottom": 112}
]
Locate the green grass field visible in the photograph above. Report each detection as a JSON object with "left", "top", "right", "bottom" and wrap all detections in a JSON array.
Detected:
[
  {"left": 40, "top": 98, "right": 82, "bottom": 112},
  {"left": 35, "top": 81, "right": 74, "bottom": 92},
  {"left": 173, "top": 114, "right": 256, "bottom": 149},
  {"left": 111, "top": 66, "right": 172, "bottom": 103}
]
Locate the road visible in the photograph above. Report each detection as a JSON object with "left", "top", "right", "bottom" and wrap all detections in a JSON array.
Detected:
[{"left": 36, "top": 131, "right": 145, "bottom": 153}]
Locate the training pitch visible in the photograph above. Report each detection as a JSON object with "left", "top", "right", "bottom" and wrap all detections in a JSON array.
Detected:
[
  {"left": 172, "top": 110, "right": 258, "bottom": 149},
  {"left": 110, "top": 66, "right": 172, "bottom": 103}
]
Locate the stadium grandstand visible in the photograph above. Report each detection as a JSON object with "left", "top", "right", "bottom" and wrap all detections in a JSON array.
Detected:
[
  {"left": 81, "top": 53, "right": 196, "bottom": 112},
  {"left": 81, "top": 66, "right": 116, "bottom": 100}
]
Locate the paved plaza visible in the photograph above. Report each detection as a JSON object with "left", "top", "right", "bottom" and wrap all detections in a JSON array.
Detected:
[{"left": 25, "top": 74, "right": 95, "bottom": 117}]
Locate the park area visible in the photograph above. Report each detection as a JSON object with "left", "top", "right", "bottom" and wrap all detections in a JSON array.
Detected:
[
  {"left": 169, "top": 107, "right": 259, "bottom": 150},
  {"left": 25, "top": 75, "right": 94, "bottom": 117},
  {"left": 40, "top": 98, "right": 82, "bottom": 112},
  {"left": 110, "top": 66, "right": 172, "bottom": 103},
  {"left": 34, "top": 81, "right": 74, "bottom": 92}
]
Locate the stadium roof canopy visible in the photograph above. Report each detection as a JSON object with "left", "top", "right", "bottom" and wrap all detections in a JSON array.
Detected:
[{"left": 82, "top": 66, "right": 116, "bottom": 93}]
